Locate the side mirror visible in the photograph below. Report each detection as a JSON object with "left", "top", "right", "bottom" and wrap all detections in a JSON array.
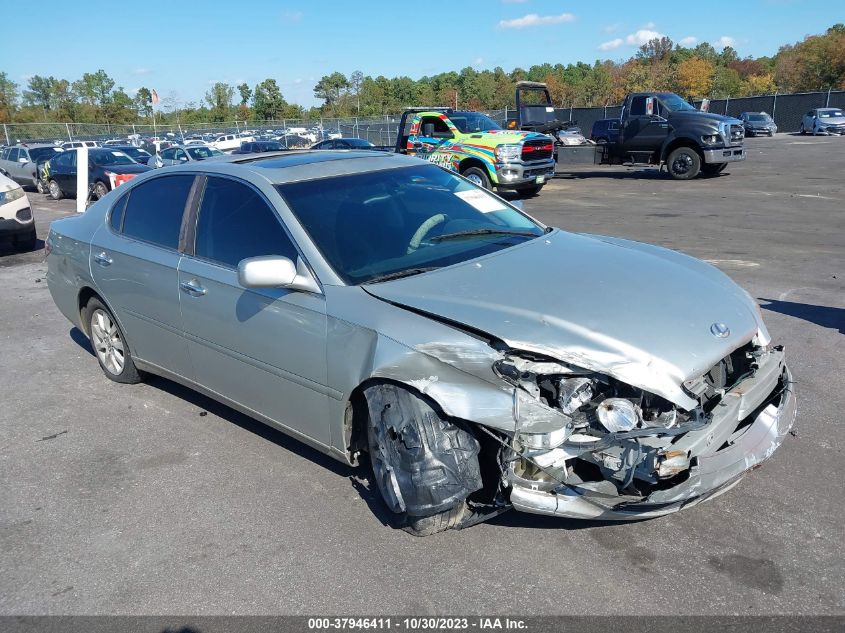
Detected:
[
  {"left": 19, "top": 157, "right": 28, "bottom": 164},
  {"left": 238, "top": 256, "right": 297, "bottom": 288},
  {"left": 645, "top": 97, "right": 655, "bottom": 116}
]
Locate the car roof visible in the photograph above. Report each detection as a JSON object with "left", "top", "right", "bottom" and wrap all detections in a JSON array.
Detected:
[
  {"left": 16, "top": 143, "right": 58, "bottom": 149},
  {"left": 155, "top": 150, "right": 420, "bottom": 184}
]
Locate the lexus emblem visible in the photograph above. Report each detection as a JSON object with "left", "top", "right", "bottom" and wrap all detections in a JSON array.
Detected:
[{"left": 710, "top": 322, "right": 731, "bottom": 338}]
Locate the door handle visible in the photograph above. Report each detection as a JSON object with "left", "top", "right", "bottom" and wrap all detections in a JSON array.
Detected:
[
  {"left": 180, "top": 279, "right": 207, "bottom": 296},
  {"left": 93, "top": 251, "right": 112, "bottom": 266}
]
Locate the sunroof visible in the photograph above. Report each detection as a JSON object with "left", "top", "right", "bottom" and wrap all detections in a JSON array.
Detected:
[{"left": 244, "top": 151, "right": 394, "bottom": 169}]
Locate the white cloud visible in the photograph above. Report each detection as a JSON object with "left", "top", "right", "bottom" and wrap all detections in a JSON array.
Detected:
[
  {"left": 281, "top": 10, "right": 303, "bottom": 24},
  {"left": 603, "top": 23, "right": 622, "bottom": 33},
  {"left": 642, "top": 21, "right": 656, "bottom": 29},
  {"left": 715, "top": 35, "right": 736, "bottom": 48},
  {"left": 626, "top": 29, "right": 664, "bottom": 46},
  {"left": 679, "top": 36, "right": 697, "bottom": 46},
  {"left": 498, "top": 13, "right": 575, "bottom": 29},
  {"left": 598, "top": 38, "right": 624, "bottom": 51},
  {"left": 599, "top": 27, "right": 665, "bottom": 51}
]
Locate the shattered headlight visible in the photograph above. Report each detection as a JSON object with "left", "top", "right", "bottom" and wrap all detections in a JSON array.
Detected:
[{"left": 596, "top": 398, "right": 639, "bottom": 432}]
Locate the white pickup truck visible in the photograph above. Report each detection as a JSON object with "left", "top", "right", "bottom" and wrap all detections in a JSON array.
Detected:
[{"left": 210, "top": 133, "right": 254, "bottom": 152}]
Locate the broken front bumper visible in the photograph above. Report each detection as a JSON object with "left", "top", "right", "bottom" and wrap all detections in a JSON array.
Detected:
[{"left": 509, "top": 363, "right": 795, "bottom": 520}]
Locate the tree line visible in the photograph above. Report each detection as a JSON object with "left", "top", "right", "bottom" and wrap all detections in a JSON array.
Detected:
[{"left": 1, "top": 24, "right": 842, "bottom": 125}]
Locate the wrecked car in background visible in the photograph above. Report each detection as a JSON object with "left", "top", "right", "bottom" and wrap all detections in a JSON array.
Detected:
[{"left": 45, "top": 151, "right": 796, "bottom": 535}]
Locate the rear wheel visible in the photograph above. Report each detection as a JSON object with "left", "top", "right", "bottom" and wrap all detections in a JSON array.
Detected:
[
  {"left": 48, "top": 179, "right": 63, "bottom": 200},
  {"left": 85, "top": 298, "right": 142, "bottom": 384},
  {"left": 36, "top": 178, "right": 47, "bottom": 195},
  {"left": 799, "top": 124, "right": 806, "bottom": 135},
  {"left": 93, "top": 181, "right": 109, "bottom": 200},
  {"left": 461, "top": 166, "right": 491, "bottom": 190},
  {"left": 667, "top": 147, "right": 702, "bottom": 180}
]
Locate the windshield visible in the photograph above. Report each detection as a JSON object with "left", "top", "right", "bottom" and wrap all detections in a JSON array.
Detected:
[
  {"left": 29, "top": 147, "right": 63, "bottom": 162},
  {"left": 124, "top": 148, "right": 150, "bottom": 161},
  {"left": 260, "top": 142, "right": 283, "bottom": 151},
  {"left": 748, "top": 114, "right": 772, "bottom": 122},
  {"left": 450, "top": 112, "right": 502, "bottom": 133},
  {"left": 90, "top": 150, "right": 135, "bottom": 166},
  {"left": 277, "top": 164, "right": 543, "bottom": 285},
  {"left": 658, "top": 93, "right": 696, "bottom": 112},
  {"left": 818, "top": 110, "right": 844, "bottom": 118},
  {"left": 187, "top": 146, "right": 224, "bottom": 159}
]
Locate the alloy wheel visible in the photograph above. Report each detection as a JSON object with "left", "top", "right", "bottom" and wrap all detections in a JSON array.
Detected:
[{"left": 90, "top": 309, "right": 125, "bottom": 375}]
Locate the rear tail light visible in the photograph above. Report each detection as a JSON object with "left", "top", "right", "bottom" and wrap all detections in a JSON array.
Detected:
[{"left": 114, "top": 173, "right": 136, "bottom": 187}]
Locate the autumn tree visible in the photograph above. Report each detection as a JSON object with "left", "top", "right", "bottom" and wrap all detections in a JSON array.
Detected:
[{"left": 676, "top": 57, "right": 714, "bottom": 98}]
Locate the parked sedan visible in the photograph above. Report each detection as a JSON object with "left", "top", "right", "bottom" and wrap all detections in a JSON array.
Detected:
[
  {"left": 45, "top": 148, "right": 151, "bottom": 200},
  {"left": 800, "top": 108, "right": 845, "bottom": 135},
  {"left": 231, "top": 140, "right": 285, "bottom": 154},
  {"left": 147, "top": 145, "right": 225, "bottom": 168},
  {"left": 739, "top": 112, "right": 777, "bottom": 136},
  {"left": 0, "top": 172, "right": 35, "bottom": 251},
  {"left": 589, "top": 119, "right": 621, "bottom": 144},
  {"left": 311, "top": 138, "right": 375, "bottom": 150},
  {"left": 45, "top": 151, "right": 795, "bottom": 535}
]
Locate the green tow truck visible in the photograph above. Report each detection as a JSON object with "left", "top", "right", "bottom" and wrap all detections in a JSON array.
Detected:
[{"left": 394, "top": 108, "right": 556, "bottom": 197}]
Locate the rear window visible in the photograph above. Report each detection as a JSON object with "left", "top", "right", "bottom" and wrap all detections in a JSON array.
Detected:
[{"left": 121, "top": 175, "right": 194, "bottom": 249}]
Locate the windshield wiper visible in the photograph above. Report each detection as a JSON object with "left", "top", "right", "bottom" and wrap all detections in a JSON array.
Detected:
[
  {"left": 430, "top": 228, "right": 541, "bottom": 243},
  {"left": 365, "top": 267, "right": 439, "bottom": 284}
]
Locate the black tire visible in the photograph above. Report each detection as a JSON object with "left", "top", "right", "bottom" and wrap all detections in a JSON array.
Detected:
[
  {"left": 48, "top": 179, "right": 63, "bottom": 200},
  {"left": 36, "top": 179, "right": 47, "bottom": 195},
  {"left": 799, "top": 124, "right": 805, "bottom": 135},
  {"left": 461, "top": 166, "right": 491, "bottom": 190},
  {"left": 93, "top": 181, "right": 109, "bottom": 200},
  {"left": 701, "top": 162, "right": 727, "bottom": 177},
  {"left": 516, "top": 184, "right": 543, "bottom": 198},
  {"left": 667, "top": 146, "right": 702, "bottom": 180},
  {"left": 84, "top": 298, "right": 143, "bottom": 384},
  {"left": 595, "top": 137, "right": 608, "bottom": 144},
  {"left": 363, "top": 383, "right": 482, "bottom": 536}
]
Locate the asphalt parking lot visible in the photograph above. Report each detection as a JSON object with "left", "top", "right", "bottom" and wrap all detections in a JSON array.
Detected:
[{"left": 1, "top": 134, "right": 843, "bottom": 616}]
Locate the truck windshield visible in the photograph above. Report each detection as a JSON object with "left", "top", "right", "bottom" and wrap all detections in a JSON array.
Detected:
[
  {"left": 450, "top": 112, "right": 502, "bottom": 133},
  {"left": 276, "top": 164, "right": 543, "bottom": 285},
  {"left": 658, "top": 94, "right": 697, "bottom": 112}
]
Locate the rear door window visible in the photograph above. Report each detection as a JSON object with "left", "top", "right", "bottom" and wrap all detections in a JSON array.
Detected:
[
  {"left": 121, "top": 175, "right": 194, "bottom": 249},
  {"left": 194, "top": 176, "right": 297, "bottom": 268}
]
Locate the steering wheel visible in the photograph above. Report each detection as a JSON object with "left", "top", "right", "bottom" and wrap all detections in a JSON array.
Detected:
[{"left": 407, "top": 213, "right": 448, "bottom": 254}]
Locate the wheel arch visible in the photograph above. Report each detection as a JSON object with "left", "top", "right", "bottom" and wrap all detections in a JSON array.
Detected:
[
  {"left": 458, "top": 156, "right": 496, "bottom": 184},
  {"left": 661, "top": 136, "right": 703, "bottom": 162},
  {"left": 77, "top": 286, "right": 128, "bottom": 342}
]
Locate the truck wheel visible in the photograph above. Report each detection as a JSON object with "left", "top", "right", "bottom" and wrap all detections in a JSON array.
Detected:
[
  {"left": 701, "top": 162, "right": 727, "bottom": 177},
  {"left": 516, "top": 185, "right": 543, "bottom": 198},
  {"left": 462, "top": 166, "right": 491, "bottom": 190},
  {"left": 36, "top": 179, "right": 47, "bottom": 195},
  {"left": 667, "top": 147, "right": 701, "bottom": 180},
  {"left": 48, "top": 179, "right": 63, "bottom": 200},
  {"left": 363, "top": 383, "right": 482, "bottom": 536}
]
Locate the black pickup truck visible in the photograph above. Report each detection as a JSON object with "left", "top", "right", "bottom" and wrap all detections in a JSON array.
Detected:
[{"left": 599, "top": 92, "right": 746, "bottom": 179}]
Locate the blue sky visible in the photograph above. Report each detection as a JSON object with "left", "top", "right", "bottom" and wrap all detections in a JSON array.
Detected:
[{"left": 0, "top": 0, "right": 834, "bottom": 109}]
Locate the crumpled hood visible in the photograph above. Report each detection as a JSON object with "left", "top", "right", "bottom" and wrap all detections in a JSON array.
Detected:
[{"left": 364, "top": 230, "right": 764, "bottom": 408}]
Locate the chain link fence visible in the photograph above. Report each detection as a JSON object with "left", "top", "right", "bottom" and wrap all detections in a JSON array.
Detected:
[{"left": 2, "top": 92, "right": 842, "bottom": 146}]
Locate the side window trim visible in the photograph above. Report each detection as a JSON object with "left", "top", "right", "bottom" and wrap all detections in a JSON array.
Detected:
[
  {"left": 118, "top": 174, "right": 198, "bottom": 253},
  {"left": 185, "top": 173, "right": 311, "bottom": 274}
]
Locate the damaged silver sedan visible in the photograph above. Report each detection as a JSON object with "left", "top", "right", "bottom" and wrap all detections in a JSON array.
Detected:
[{"left": 46, "top": 151, "right": 796, "bottom": 535}]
